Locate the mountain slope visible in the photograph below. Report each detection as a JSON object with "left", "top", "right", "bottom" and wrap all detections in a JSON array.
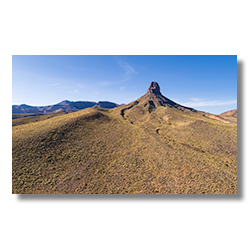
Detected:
[
  {"left": 12, "top": 82, "right": 237, "bottom": 194},
  {"left": 12, "top": 112, "right": 67, "bottom": 127},
  {"left": 219, "top": 109, "right": 237, "bottom": 124},
  {"left": 221, "top": 109, "right": 237, "bottom": 117}
]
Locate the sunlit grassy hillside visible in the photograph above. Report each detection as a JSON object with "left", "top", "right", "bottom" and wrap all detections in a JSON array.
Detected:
[
  {"left": 12, "top": 112, "right": 67, "bottom": 127},
  {"left": 12, "top": 83, "right": 237, "bottom": 194}
]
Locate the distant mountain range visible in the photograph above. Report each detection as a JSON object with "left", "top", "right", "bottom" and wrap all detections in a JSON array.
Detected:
[{"left": 12, "top": 100, "right": 120, "bottom": 114}]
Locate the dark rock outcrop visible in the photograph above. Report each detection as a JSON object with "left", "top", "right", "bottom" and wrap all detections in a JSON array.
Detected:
[{"left": 147, "top": 81, "right": 161, "bottom": 95}]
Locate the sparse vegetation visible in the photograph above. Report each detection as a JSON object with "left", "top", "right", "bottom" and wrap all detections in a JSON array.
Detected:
[
  {"left": 12, "top": 112, "right": 67, "bottom": 126},
  {"left": 12, "top": 84, "right": 237, "bottom": 194}
]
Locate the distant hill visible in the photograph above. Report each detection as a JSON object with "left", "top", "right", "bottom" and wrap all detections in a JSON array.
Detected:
[
  {"left": 216, "top": 109, "right": 237, "bottom": 124},
  {"left": 12, "top": 82, "right": 237, "bottom": 194},
  {"left": 12, "top": 100, "right": 120, "bottom": 114},
  {"left": 221, "top": 109, "right": 237, "bottom": 118}
]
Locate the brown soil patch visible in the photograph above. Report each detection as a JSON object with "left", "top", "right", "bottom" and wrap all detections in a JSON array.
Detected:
[{"left": 163, "top": 115, "right": 169, "bottom": 121}]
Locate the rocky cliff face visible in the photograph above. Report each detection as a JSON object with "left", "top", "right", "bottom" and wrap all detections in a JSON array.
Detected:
[{"left": 147, "top": 81, "right": 162, "bottom": 95}]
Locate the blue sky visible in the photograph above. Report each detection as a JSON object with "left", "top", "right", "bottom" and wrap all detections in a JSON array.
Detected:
[{"left": 12, "top": 55, "right": 237, "bottom": 114}]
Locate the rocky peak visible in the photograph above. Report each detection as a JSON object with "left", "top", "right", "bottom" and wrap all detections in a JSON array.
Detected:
[{"left": 147, "top": 81, "right": 161, "bottom": 95}]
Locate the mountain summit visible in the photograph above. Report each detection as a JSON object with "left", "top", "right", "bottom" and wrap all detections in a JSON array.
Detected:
[
  {"left": 131, "top": 81, "right": 196, "bottom": 112},
  {"left": 147, "top": 81, "right": 161, "bottom": 95}
]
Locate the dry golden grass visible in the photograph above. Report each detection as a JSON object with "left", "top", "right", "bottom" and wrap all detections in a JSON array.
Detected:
[
  {"left": 12, "top": 96, "right": 237, "bottom": 194},
  {"left": 12, "top": 112, "right": 67, "bottom": 127}
]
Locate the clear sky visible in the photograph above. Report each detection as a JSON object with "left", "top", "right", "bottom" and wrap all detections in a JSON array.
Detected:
[{"left": 12, "top": 55, "right": 237, "bottom": 114}]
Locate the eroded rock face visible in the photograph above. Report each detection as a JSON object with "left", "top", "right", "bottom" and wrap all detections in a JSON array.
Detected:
[{"left": 147, "top": 81, "right": 161, "bottom": 95}]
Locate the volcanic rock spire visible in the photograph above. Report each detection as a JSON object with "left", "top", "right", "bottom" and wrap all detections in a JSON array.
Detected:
[
  {"left": 141, "top": 81, "right": 195, "bottom": 111},
  {"left": 147, "top": 81, "right": 161, "bottom": 95}
]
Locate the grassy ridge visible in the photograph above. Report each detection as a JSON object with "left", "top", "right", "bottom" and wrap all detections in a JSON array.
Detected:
[
  {"left": 12, "top": 113, "right": 44, "bottom": 119},
  {"left": 12, "top": 101, "right": 237, "bottom": 194},
  {"left": 12, "top": 112, "right": 67, "bottom": 126}
]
